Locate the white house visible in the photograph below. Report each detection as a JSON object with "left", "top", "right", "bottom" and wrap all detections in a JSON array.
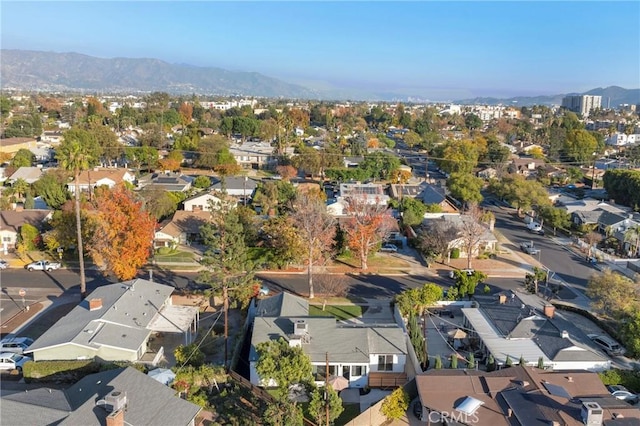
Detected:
[
  {"left": 67, "top": 168, "right": 136, "bottom": 195},
  {"left": 182, "top": 192, "right": 225, "bottom": 212},
  {"left": 606, "top": 133, "right": 640, "bottom": 146},
  {"left": 249, "top": 293, "right": 407, "bottom": 389}
]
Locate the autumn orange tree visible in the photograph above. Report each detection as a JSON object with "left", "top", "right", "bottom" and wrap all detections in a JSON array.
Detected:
[
  {"left": 88, "top": 184, "right": 155, "bottom": 280},
  {"left": 343, "top": 195, "right": 395, "bottom": 270}
]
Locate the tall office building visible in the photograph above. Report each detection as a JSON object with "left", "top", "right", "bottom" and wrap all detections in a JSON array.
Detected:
[{"left": 561, "top": 95, "right": 602, "bottom": 117}]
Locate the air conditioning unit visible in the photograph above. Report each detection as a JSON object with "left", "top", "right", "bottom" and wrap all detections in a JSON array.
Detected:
[
  {"left": 581, "top": 401, "right": 603, "bottom": 426},
  {"left": 294, "top": 320, "right": 308, "bottom": 336},
  {"left": 105, "top": 391, "right": 127, "bottom": 413}
]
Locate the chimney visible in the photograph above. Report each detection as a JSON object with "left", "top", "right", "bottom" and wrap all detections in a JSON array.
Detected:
[
  {"left": 89, "top": 298, "right": 103, "bottom": 311},
  {"left": 543, "top": 305, "right": 555, "bottom": 319},
  {"left": 499, "top": 294, "right": 507, "bottom": 304},
  {"left": 106, "top": 409, "right": 124, "bottom": 426},
  {"left": 507, "top": 408, "right": 513, "bottom": 418},
  {"left": 567, "top": 376, "right": 573, "bottom": 383}
]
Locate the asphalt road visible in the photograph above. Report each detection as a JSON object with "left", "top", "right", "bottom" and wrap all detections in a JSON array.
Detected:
[{"left": 484, "top": 201, "right": 599, "bottom": 292}]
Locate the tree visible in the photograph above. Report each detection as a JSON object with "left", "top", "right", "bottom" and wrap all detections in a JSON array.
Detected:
[
  {"left": 538, "top": 205, "right": 570, "bottom": 235},
  {"left": 457, "top": 204, "right": 489, "bottom": 269},
  {"left": 17, "top": 223, "right": 40, "bottom": 251},
  {"left": 453, "top": 270, "right": 487, "bottom": 300},
  {"left": 291, "top": 193, "right": 336, "bottom": 298},
  {"left": 399, "top": 197, "right": 427, "bottom": 227},
  {"left": 417, "top": 219, "right": 459, "bottom": 263},
  {"left": 263, "top": 400, "right": 304, "bottom": 426},
  {"left": 88, "top": 184, "right": 155, "bottom": 280},
  {"left": 192, "top": 175, "right": 211, "bottom": 189},
  {"left": 276, "top": 164, "right": 298, "bottom": 181},
  {"left": 524, "top": 266, "right": 548, "bottom": 295},
  {"left": 316, "top": 274, "right": 348, "bottom": 311},
  {"left": 488, "top": 174, "right": 550, "bottom": 215},
  {"left": 381, "top": 387, "right": 409, "bottom": 421},
  {"left": 308, "top": 386, "right": 344, "bottom": 426},
  {"left": 10, "top": 149, "right": 34, "bottom": 167},
  {"left": 342, "top": 195, "right": 395, "bottom": 270},
  {"left": 56, "top": 127, "right": 102, "bottom": 298},
  {"left": 586, "top": 269, "right": 640, "bottom": 319},
  {"left": 32, "top": 169, "right": 69, "bottom": 210},
  {"left": 437, "top": 139, "right": 479, "bottom": 175},
  {"left": 563, "top": 129, "right": 598, "bottom": 163},
  {"left": 620, "top": 309, "right": 640, "bottom": 358},
  {"left": 395, "top": 283, "right": 443, "bottom": 318},
  {"left": 486, "top": 354, "right": 496, "bottom": 372},
  {"left": 139, "top": 188, "right": 180, "bottom": 221},
  {"left": 464, "top": 114, "right": 482, "bottom": 132},
  {"left": 24, "top": 191, "right": 35, "bottom": 209},
  {"left": 583, "top": 231, "right": 603, "bottom": 259},
  {"left": 505, "top": 355, "right": 513, "bottom": 367},
  {"left": 158, "top": 149, "right": 183, "bottom": 171},
  {"left": 174, "top": 343, "right": 205, "bottom": 367},
  {"left": 624, "top": 225, "right": 640, "bottom": 258},
  {"left": 199, "top": 197, "right": 255, "bottom": 365},
  {"left": 255, "top": 338, "right": 313, "bottom": 399},
  {"left": 537, "top": 357, "right": 545, "bottom": 369},
  {"left": 447, "top": 172, "right": 483, "bottom": 205},
  {"left": 519, "top": 355, "right": 526, "bottom": 366},
  {"left": 261, "top": 216, "right": 306, "bottom": 268}
]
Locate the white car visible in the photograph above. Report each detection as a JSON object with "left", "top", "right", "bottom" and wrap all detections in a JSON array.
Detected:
[
  {"left": 0, "top": 337, "right": 34, "bottom": 354},
  {"left": 0, "top": 352, "right": 31, "bottom": 371},
  {"left": 449, "top": 268, "right": 475, "bottom": 279},
  {"left": 380, "top": 244, "right": 398, "bottom": 253},
  {"left": 610, "top": 390, "right": 639, "bottom": 404},
  {"left": 0, "top": 259, "right": 7, "bottom": 269},
  {"left": 26, "top": 260, "right": 61, "bottom": 271}
]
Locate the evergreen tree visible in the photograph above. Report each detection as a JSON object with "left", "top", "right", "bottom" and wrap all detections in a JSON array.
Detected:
[
  {"left": 450, "top": 353, "right": 458, "bottom": 369},
  {"left": 23, "top": 190, "right": 35, "bottom": 209},
  {"left": 537, "top": 357, "right": 545, "bottom": 369},
  {"left": 519, "top": 355, "right": 526, "bottom": 366},
  {"left": 434, "top": 355, "right": 442, "bottom": 369},
  {"left": 467, "top": 353, "right": 475, "bottom": 369},
  {"left": 505, "top": 355, "right": 513, "bottom": 367},
  {"left": 486, "top": 354, "right": 496, "bottom": 372}
]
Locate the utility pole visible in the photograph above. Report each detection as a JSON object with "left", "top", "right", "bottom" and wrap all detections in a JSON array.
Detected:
[
  {"left": 325, "top": 352, "right": 330, "bottom": 426},
  {"left": 224, "top": 285, "right": 229, "bottom": 368}
]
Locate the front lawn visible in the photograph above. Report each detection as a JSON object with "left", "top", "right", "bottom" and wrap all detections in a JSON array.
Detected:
[
  {"left": 335, "top": 403, "right": 361, "bottom": 425},
  {"left": 153, "top": 250, "right": 195, "bottom": 263},
  {"left": 309, "top": 304, "right": 365, "bottom": 320}
]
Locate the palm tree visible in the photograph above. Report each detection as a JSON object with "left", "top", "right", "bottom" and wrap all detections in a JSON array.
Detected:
[
  {"left": 56, "top": 128, "right": 100, "bottom": 298},
  {"left": 624, "top": 224, "right": 640, "bottom": 258}
]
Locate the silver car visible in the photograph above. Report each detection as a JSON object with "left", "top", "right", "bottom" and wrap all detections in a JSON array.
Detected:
[{"left": 26, "top": 260, "right": 61, "bottom": 271}]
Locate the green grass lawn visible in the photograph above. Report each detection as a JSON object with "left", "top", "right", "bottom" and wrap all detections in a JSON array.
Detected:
[
  {"left": 335, "top": 403, "right": 361, "bottom": 425},
  {"left": 309, "top": 304, "right": 365, "bottom": 320},
  {"left": 153, "top": 250, "right": 194, "bottom": 262}
]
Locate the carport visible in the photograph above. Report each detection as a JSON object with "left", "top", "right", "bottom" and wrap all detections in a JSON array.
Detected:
[{"left": 148, "top": 305, "right": 199, "bottom": 345}]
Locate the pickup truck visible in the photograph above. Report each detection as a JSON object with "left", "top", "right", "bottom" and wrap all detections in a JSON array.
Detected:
[{"left": 520, "top": 241, "right": 541, "bottom": 255}]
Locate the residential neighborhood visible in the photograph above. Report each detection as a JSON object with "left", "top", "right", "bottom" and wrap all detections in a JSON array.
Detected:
[{"left": 1, "top": 90, "right": 640, "bottom": 426}]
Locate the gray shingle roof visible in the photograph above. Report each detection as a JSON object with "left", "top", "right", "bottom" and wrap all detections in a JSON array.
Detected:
[
  {"left": 61, "top": 367, "right": 200, "bottom": 426},
  {"left": 256, "top": 292, "right": 309, "bottom": 317},
  {"left": 27, "top": 279, "right": 173, "bottom": 355}
]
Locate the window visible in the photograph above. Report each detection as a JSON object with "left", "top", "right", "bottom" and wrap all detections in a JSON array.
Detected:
[
  {"left": 378, "top": 355, "right": 393, "bottom": 372},
  {"left": 351, "top": 365, "right": 366, "bottom": 377},
  {"left": 312, "top": 365, "right": 336, "bottom": 381}
]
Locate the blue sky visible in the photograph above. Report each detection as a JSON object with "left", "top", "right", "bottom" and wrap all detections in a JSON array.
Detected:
[{"left": 2, "top": 1, "right": 639, "bottom": 100}]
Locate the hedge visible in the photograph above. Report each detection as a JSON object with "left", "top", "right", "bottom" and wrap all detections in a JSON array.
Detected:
[{"left": 23, "top": 360, "right": 146, "bottom": 383}]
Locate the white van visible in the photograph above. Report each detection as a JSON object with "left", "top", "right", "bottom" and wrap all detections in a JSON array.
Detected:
[{"left": 588, "top": 334, "right": 624, "bottom": 356}]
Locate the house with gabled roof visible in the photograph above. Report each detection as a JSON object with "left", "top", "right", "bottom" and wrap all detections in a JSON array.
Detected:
[
  {"left": 0, "top": 209, "right": 52, "bottom": 254},
  {"left": 0, "top": 367, "right": 201, "bottom": 426},
  {"left": 248, "top": 292, "right": 408, "bottom": 389},
  {"left": 7, "top": 166, "right": 45, "bottom": 184},
  {"left": 26, "top": 279, "right": 199, "bottom": 363},
  {"left": 67, "top": 168, "right": 136, "bottom": 195},
  {"left": 137, "top": 172, "right": 193, "bottom": 192},
  {"left": 210, "top": 176, "right": 259, "bottom": 199},
  {"left": 461, "top": 292, "right": 610, "bottom": 371},
  {"left": 154, "top": 210, "right": 211, "bottom": 247},
  {"left": 389, "top": 183, "right": 458, "bottom": 213}
]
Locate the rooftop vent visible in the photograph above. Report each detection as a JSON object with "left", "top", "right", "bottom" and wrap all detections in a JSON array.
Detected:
[
  {"left": 294, "top": 320, "right": 308, "bottom": 336},
  {"left": 544, "top": 305, "right": 555, "bottom": 319},
  {"left": 561, "top": 330, "right": 569, "bottom": 339}
]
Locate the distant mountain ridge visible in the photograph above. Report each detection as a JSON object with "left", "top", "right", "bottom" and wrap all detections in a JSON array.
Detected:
[
  {"left": 0, "top": 49, "right": 320, "bottom": 99},
  {"left": 454, "top": 86, "right": 640, "bottom": 107},
  {"left": 1, "top": 49, "right": 638, "bottom": 105}
]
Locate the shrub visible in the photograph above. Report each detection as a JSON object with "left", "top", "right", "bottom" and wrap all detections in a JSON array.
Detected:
[
  {"left": 23, "top": 360, "right": 101, "bottom": 382},
  {"left": 381, "top": 387, "right": 409, "bottom": 420},
  {"left": 450, "top": 248, "right": 460, "bottom": 259},
  {"left": 174, "top": 343, "right": 205, "bottom": 367},
  {"left": 156, "top": 246, "right": 175, "bottom": 255}
]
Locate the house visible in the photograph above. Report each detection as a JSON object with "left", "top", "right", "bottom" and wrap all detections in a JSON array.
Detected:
[
  {"left": 416, "top": 366, "right": 639, "bottom": 426},
  {"left": 40, "top": 130, "right": 64, "bottom": 144},
  {"left": 26, "top": 279, "right": 199, "bottom": 362},
  {"left": 461, "top": 292, "right": 610, "bottom": 371},
  {"left": 422, "top": 214, "right": 498, "bottom": 258},
  {"left": 0, "top": 137, "right": 38, "bottom": 156},
  {"left": 7, "top": 166, "right": 44, "bottom": 184},
  {"left": 477, "top": 167, "right": 497, "bottom": 179},
  {"left": 249, "top": 292, "right": 408, "bottom": 389},
  {"left": 68, "top": 168, "right": 136, "bottom": 195},
  {"left": 155, "top": 210, "right": 211, "bottom": 247},
  {"left": 229, "top": 141, "right": 294, "bottom": 170},
  {"left": 509, "top": 157, "right": 546, "bottom": 177},
  {"left": 183, "top": 191, "right": 225, "bottom": 212},
  {"left": 338, "top": 183, "right": 389, "bottom": 205},
  {"left": 210, "top": 176, "right": 258, "bottom": 199},
  {"left": 0, "top": 209, "right": 52, "bottom": 254},
  {"left": 0, "top": 367, "right": 201, "bottom": 426},
  {"left": 137, "top": 172, "right": 193, "bottom": 192}
]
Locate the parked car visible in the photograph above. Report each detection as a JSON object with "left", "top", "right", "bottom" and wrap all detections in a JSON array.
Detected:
[
  {"left": 449, "top": 268, "right": 475, "bottom": 279},
  {"left": 588, "top": 334, "right": 624, "bottom": 356},
  {"left": 380, "top": 244, "right": 398, "bottom": 253},
  {"left": 610, "top": 390, "right": 639, "bottom": 404},
  {"left": 0, "top": 352, "right": 31, "bottom": 371},
  {"left": 26, "top": 260, "right": 61, "bottom": 271},
  {"left": 607, "top": 385, "right": 630, "bottom": 394},
  {"left": 0, "top": 259, "right": 7, "bottom": 269},
  {"left": 0, "top": 337, "right": 34, "bottom": 354},
  {"left": 520, "top": 241, "right": 541, "bottom": 255}
]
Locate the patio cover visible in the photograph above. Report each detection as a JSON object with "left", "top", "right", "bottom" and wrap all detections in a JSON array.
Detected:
[{"left": 147, "top": 305, "right": 199, "bottom": 333}]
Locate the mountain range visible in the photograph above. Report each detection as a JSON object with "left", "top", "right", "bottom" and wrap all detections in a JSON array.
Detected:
[{"left": 1, "top": 49, "right": 639, "bottom": 106}]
